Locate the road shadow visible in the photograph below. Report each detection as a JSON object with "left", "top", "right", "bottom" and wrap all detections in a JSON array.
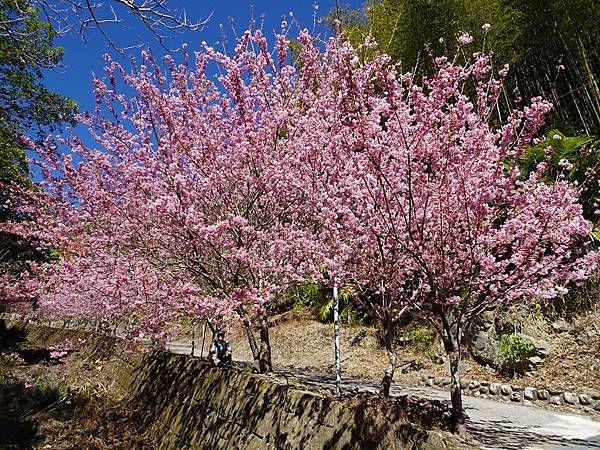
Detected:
[
  {"left": 0, "top": 319, "right": 27, "bottom": 352},
  {"left": 273, "top": 366, "right": 600, "bottom": 450},
  {"left": 467, "top": 418, "right": 600, "bottom": 450}
]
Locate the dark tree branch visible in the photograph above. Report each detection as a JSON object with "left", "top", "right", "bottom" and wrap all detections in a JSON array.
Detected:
[{"left": 27, "top": 0, "right": 213, "bottom": 53}]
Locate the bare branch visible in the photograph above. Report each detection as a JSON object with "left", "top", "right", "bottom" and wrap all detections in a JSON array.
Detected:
[{"left": 32, "top": 0, "right": 213, "bottom": 52}]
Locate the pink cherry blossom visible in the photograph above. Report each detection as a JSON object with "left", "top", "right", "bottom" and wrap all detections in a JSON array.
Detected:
[{"left": 457, "top": 33, "right": 473, "bottom": 45}]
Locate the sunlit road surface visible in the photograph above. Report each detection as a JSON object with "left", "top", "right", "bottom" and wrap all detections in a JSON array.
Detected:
[{"left": 168, "top": 341, "right": 600, "bottom": 450}]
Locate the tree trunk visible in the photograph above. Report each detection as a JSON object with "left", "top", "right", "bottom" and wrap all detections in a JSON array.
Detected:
[
  {"left": 190, "top": 324, "right": 195, "bottom": 356},
  {"left": 240, "top": 312, "right": 259, "bottom": 361},
  {"left": 381, "top": 324, "right": 397, "bottom": 397},
  {"left": 237, "top": 306, "right": 259, "bottom": 362},
  {"left": 257, "top": 312, "right": 273, "bottom": 373},
  {"left": 439, "top": 308, "right": 467, "bottom": 434},
  {"left": 447, "top": 348, "right": 467, "bottom": 434},
  {"left": 237, "top": 306, "right": 273, "bottom": 373}
]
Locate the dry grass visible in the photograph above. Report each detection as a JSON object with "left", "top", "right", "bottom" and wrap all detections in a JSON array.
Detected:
[
  {"left": 227, "top": 307, "right": 600, "bottom": 396},
  {"left": 228, "top": 310, "right": 443, "bottom": 384},
  {"left": 0, "top": 327, "right": 152, "bottom": 449}
]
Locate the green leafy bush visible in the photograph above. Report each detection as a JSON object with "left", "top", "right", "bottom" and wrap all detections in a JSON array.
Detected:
[
  {"left": 408, "top": 325, "right": 434, "bottom": 353},
  {"left": 28, "top": 380, "right": 67, "bottom": 409},
  {"left": 499, "top": 333, "right": 535, "bottom": 372},
  {"left": 316, "top": 286, "right": 367, "bottom": 326},
  {"left": 288, "top": 282, "right": 328, "bottom": 312},
  {"left": 281, "top": 282, "right": 367, "bottom": 325}
]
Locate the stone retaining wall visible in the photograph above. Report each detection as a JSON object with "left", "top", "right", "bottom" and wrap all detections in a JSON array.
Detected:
[
  {"left": 128, "top": 351, "right": 460, "bottom": 450},
  {"left": 1, "top": 319, "right": 465, "bottom": 450},
  {"left": 420, "top": 374, "right": 600, "bottom": 415}
]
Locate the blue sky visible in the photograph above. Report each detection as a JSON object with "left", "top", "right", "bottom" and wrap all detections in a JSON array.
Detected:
[{"left": 43, "top": 1, "right": 364, "bottom": 115}]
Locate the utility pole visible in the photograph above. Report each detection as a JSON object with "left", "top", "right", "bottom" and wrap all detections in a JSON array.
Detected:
[{"left": 333, "top": 282, "right": 342, "bottom": 396}]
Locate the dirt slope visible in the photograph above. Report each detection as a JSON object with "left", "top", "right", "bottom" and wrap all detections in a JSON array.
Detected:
[{"left": 226, "top": 308, "right": 600, "bottom": 395}]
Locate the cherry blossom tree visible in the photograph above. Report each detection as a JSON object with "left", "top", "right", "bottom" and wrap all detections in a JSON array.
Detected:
[
  {"left": 2, "top": 28, "right": 323, "bottom": 372},
  {"left": 302, "top": 40, "right": 599, "bottom": 430},
  {"left": 277, "top": 34, "right": 430, "bottom": 397},
  {"left": 2, "top": 24, "right": 597, "bottom": 432}
]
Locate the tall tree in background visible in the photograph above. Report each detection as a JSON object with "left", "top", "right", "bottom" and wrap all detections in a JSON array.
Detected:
[
  {"left": 338, "top": 0, "right": 600, "bottom": 134},
  {"left": 0, "top": 0, "right": 76, "bottom": 281}
]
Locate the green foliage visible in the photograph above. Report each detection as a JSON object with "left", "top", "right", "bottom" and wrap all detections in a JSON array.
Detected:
[
  {"left": 316, "top": 297, "right": 333, "bottom": 321},
  {"left": 288, "top": 40, "right": 305, "bottom": 70},
  {"left": 0, "top": 0, "right": 77, "bottom": 137},
  {"left": 498, "top": 333, "right": 535, "bottom": 370},
  {"left": 339, "top": 306, "right": 367, "bottom": 326},
  {"left": 337, "top": 0, "right": 600, "bottom": 133},
  {"left": 0, "top": 130, "right": 30, "bottom": 188},
  {"left": 315, "top": 285, "right": 367, "bottom": 325},
  {"left": 27, "top": 380, "right": 68, "bottom": 409},
  {"left": 337, "top": 0, "right": 519, "bottom": 75},
  {"left": 0, "top": 0, "right": 77, "bottom": 275},
  {"left": 287, "top": 282, "right": 329, "bottom": 311},
  {"left": 408, "top": 325, "right": 434, "bottom": 353},
  {"left": 285, "top": 282, "right": 367, "bottom": 325},
  {"left": 0, "top": 0, "right": 77, "bottom": 198}
]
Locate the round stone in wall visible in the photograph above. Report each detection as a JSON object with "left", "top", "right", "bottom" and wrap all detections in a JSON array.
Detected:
[
  {"left": 537, "top": 389, "right": 549, "bottom": 400},
  {"left": 524, "top": 387, "right": 536, "bottom": 401},
  {"left": 562, "top": 392, "right": 578, "bottom": 405}
]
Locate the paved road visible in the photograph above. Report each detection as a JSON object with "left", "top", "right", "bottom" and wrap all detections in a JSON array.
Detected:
[{"left": 168, "top": 342, "right": 600, "bottom": 450}]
